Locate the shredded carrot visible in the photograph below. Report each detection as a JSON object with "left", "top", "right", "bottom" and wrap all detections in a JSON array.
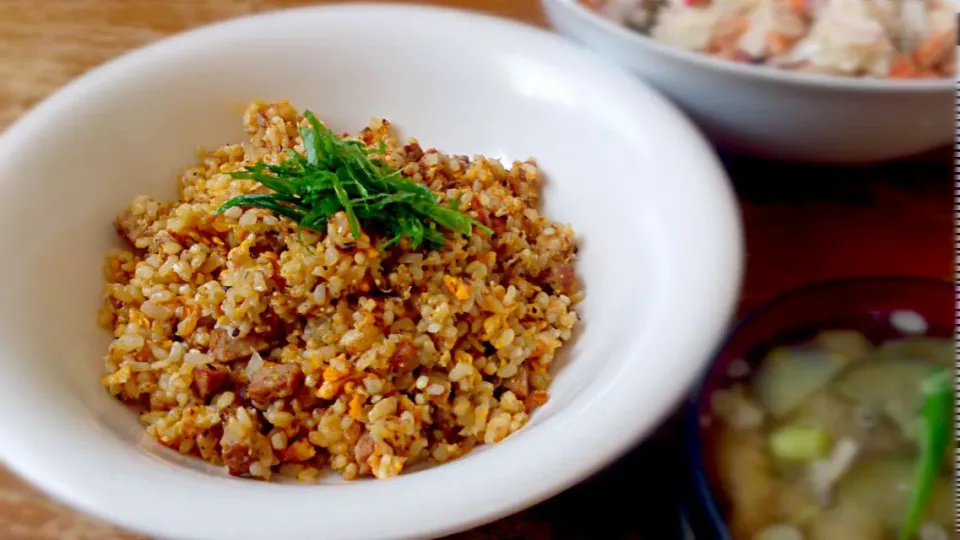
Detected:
[
  {"left": 707, "top": 17, "right": 749, "bottom": 57},
  {"left": 914, "top": 31, "right": 951, "bottom": 69},
  {"left": 889, "top": 54, "right": 919, "bottom": 78},
  {"left": 766, "top": 31, "right": 796, "bottom": 56},
  {"left": 525, "top": 390, "right": 549, "bottom": 412},
  {"left": 785, "top": 0, "right": 807, "bottom": 16},
  {"left": 348, "top": 394, "right": 365, "bottom": 420},
  {"left": 322, "top": 361, "right": 350, "bottom": 382}
]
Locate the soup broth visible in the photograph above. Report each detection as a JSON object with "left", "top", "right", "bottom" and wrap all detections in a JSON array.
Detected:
[{"left": 705, "top": 328, "right": 954, "bottom": 540}]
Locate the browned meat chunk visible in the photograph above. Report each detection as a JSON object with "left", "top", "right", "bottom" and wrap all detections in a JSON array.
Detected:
[
  {"left": 220, "top": 430, "right": 255, "bottom": 476},
  {"left": 490, "top": 216, "right": 509, "bottom": 236},
  {"left": 247, "top": 363, "right": 303, "bottom": 403},
  {"left": 503, "top": 367, "right": 529, "bottom": 398},
  {"left": 209, "top": 328, "right": 258, "bottom": 362},
  {"left": 354, "top": 433, "right": 375, "bottom": 465},
  {"left": 135, "top": 345, "right": 154, "bottom": 363},
  {"left": 546, "top": 263, "right": 578, "bottom": 295},
  {"left": 114, "top": 210, "right": 150, "bottom": 247},
  {"left": 354, "top": 433, "right": 376, "bottom": 476},
  {"left": 403, "top": 141, "right": 424, "bottom": 162},
  {"left": 390, "top": 341, "right": 420, "bottom": 372},
  {"left": 475, "top": 209, "right": 492, "bottom": 230},
  {"left": 193, "top": 367, "right": 228, "bottom": 400},
  {"left": 150, "top": 230, "right": 182, "bottom": 253}
]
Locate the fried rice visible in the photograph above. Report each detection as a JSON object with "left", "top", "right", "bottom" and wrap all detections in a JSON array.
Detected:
[{"left": 98, "top": 100, "right": 582, "bottom": 482}]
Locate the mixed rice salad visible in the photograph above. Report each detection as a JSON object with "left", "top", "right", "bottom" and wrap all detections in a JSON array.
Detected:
[{"left": 583, "top": 0, "right": 956, "bottom": 78}]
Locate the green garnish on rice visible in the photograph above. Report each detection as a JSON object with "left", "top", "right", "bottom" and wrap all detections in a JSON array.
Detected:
[{"left": 215, "top": 110, "right": 491, "bottom": 250}]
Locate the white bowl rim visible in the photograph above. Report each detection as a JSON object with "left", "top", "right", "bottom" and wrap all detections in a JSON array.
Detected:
[
  {"left": 547, "top": 0, "right": 953, "bottom": 92},
  {"left": 0, "top": 3, "right": 743, "bottom": 540}
]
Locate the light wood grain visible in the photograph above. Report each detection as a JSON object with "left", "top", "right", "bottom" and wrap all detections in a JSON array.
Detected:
[{"left": 0, "top": 0, "right": 545, "bottom": 130}]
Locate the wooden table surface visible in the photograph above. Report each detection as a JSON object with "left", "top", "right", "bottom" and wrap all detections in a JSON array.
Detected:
[{"left": 0, "top": 1, "right": 951, "bottom": 539}]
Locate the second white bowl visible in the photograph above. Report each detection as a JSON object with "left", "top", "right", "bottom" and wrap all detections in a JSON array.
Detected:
[{"left": 543, "top": 0, "right": 953, "bottom": 164}]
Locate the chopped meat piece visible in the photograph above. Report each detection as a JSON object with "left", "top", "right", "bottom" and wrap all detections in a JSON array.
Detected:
[
  {"left": 355, "top": 433, "right": 375, "bottom": 465},
  {"left": 359, "top": 126, "right": 376, "bottom": 145},
  {"left": 209, "top": 328, "right": 258, "bottom": 362},
  {"left": 279, "top": 439, "right": 316, "bottom": 463},
  {"left": 469, "top": 197, "right": 493, "bottom": 230},
  {"left": 476, "top": 209, "right": 492, "bottom": 230},
  {"left": 546, "top": 263, "right": 578, "bottom": 295},
  {"left": 250, "top": 234, "right": 286, "bottom": 259},
  {"left": 220, "top": 430, "right": 255, "bottom": 476},
  {"left": 490, "top": 216, "right": 509, "bottom": 236},
  {"left": 390, "top": 341, "right": 420, "bottom": 372},
  {"left": 134, "top": 345, "right": 154, "bottom": 364},
  {"left": 254, "top": 309, "right": 286, "bottom": 342},
  {"left": 193, "top": 367, "right": 228, "bottom": 400},
  {"left": 151, "top": 230, "right": 181, "bottom": 252},
  {"left": 403, "top": 142, "right": 425, "bottom": 162},
  {"left": 114, "top": 210, "right": 150, "bottom": 247},
  {"left": 247, "top": 363, "right": 303, "bottom": 403},
  {"left": 503, "top": 367, "right": 530, "bottom": 398}
]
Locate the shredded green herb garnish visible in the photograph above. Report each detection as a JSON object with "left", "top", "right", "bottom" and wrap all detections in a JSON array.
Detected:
[
  {"left": 899, "top": 367, "right": 952, "bottom": 540},
  {"left": 215, "top": 110, "right": 492, "bottom": 250}
]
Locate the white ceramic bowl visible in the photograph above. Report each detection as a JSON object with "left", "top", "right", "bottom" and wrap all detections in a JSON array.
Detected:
[
  {"left": 0, "top": 4, "right": 742, "bottom": 540},
  {"left": 543, "top": 0, "right": 954, "bottom": 164}
]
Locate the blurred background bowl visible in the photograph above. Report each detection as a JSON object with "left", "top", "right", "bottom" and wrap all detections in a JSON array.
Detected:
[
  {"left": 681, "top": 276, "right": 952, "bottom": 538},
  {"left": 542, "top": 0, "right": 954, "bottom": 164}
]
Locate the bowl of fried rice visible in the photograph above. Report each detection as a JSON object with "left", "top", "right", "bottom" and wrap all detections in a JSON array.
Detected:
[
  {"left": 544, "top": 0, "right": 954, "bottom": 163},
  {"left": 0, "top": 4, "right": 742, "bottom": 540}
]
